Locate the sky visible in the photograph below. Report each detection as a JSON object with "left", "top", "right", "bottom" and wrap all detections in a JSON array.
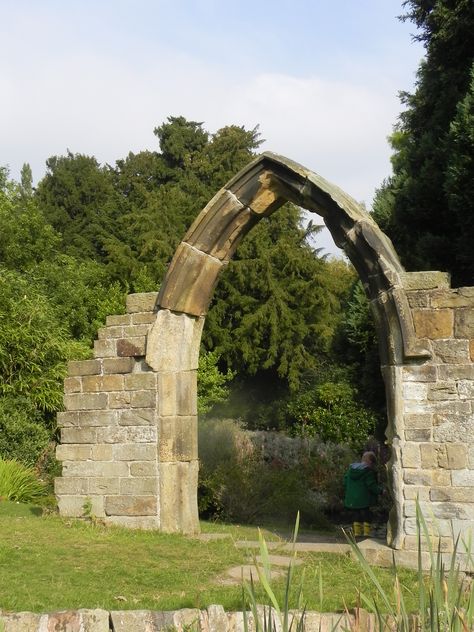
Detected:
[{"left": 1, "top": 0, "right": 424, "bottom": 255}]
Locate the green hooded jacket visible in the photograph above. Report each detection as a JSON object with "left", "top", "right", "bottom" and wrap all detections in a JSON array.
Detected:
[{"left": 343, "top": 463, "right": 381, "bottom": 509}]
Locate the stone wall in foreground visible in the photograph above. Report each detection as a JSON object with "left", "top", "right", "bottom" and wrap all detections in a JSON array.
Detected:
[{"left": 0, "top": 606, "right": 393, "bottom": 632}]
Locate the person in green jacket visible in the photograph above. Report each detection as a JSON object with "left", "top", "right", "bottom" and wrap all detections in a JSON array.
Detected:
[{"left": 343, "top": 451, "right": 381, "bottom": 538}]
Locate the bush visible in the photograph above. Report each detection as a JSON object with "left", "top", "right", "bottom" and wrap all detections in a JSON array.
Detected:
[
  {"left": 198, "top": 419, "right": 355, "bottom": 526},
  {"left": 0, "top": 458, "right": 47, "bottom": 502},
  {"left": 0, "top": 398, "right": 51, "bottom": 466}
]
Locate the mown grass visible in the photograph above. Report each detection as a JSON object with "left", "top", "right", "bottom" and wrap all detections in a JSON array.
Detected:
[{"left": 0, "top": 502, "right": 419, "bottom": 613}]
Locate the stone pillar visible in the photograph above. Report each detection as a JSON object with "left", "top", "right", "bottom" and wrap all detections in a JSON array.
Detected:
[{"left": 396, "top": 273, "right": 474, "bottom": 552}]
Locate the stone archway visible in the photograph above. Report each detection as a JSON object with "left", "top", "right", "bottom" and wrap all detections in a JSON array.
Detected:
[{"left": 56, "top": 153, "right": 474, "bottom": 553}]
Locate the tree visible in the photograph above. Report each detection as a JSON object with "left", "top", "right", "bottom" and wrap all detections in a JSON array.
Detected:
[
  {"left": 35, "top": 152, "right": 119, "bottom": 262},
  {"left": 372, "top": 0, "right": 474, "bottom": 286}
]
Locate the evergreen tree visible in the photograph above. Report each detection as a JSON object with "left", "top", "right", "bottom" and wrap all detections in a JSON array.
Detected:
[{"left": 373, "top": 0, "right": 474, "bottom": 286}]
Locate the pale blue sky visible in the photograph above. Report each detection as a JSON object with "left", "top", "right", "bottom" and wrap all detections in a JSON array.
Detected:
[{"left": 1, "top": 1, "right": 424, "bottom": 253}]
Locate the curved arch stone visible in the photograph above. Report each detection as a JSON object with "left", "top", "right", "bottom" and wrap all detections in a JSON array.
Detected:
[{"left": 56, "top": 153, "right": 474, "bottom": 557}]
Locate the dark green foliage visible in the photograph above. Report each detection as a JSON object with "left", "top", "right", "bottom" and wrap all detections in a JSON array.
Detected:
[
  {"left": 372, "top": 0, "right": 474, "bottom": 286},
  {"left": 0, "top": 398, "right": 51, "bottom": 466},
  {"left": 287, "top": 371, "right": 377, "bottom": 446},
  {"left": 35, "top": 152, "right": 119, "bottom": 262}
]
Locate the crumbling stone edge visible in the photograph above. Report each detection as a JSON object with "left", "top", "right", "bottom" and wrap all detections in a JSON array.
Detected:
[{"left": 0, "top": 604, "right": 386, "bottom": 631}]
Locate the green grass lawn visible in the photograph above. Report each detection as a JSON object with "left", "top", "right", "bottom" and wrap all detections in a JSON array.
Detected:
[{"left": 0, "top": 501, "right": 419, "bottom": 613}]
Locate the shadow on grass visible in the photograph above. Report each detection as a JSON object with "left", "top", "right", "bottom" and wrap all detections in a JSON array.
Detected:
[{"left": 0, "top": 500, "right": 43, "bottom": 517}]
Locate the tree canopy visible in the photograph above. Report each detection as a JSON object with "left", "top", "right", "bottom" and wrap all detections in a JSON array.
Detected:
[{"left": 372, "top": 0, "right": 474, "bottom": 286}]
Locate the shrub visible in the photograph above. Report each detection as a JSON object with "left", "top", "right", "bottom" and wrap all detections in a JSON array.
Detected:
[
  {"left": 198, "top": 419, "right": 348, "bottom": 527},
  {"left": 0, "top": 458, "right": 47, "bottom": 502},
  {"left": 0, "top": 398, "right": 51, "bottom": 466}
]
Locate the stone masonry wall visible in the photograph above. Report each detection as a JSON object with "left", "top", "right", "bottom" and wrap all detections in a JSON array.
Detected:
[
  {"left": 56, "top": 292, "right": 161, "bottom": 528},
  {"left": 399, "top": 274, "right": 474, "bottom": 552}
]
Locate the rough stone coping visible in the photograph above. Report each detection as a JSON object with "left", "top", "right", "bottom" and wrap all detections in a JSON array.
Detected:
[{"left": 0, "top": 606, "right": 386, "bottom": 632}]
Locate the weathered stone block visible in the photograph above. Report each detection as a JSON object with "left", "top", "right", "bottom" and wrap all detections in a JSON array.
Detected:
[
  {"left": 146, "top": 309, "right": 204, "bottom": 372},
  {"left": 431, "top": 288, "right": 474, "bottom": 309},
  {"left": 130, "top": 461, "right": 157, "bottom": 476},
  {"left": 420, "top": 443, "right": 447, "bottom": 469},
  {"left": 119, "top": 408, "right": 155, "bottom": 426},
  {"left": 91, "top": 444, "right": 113, "bottom": 460},
  {"left": 104, "top": 516, "right": 159, "bottom": 529},
  {"left": 61, "top": 427, "right": 97, "bottom": 444},
  {"left": 126, "top": 292, "right": 158, "bottom": 314},
  {"left": 403, "top": 485, "right": 430, "bottom": 500},
  {"left": 427, "top": 382, "right": 458, "bottom": 400},
  {"left": 0, "top": 609, "right": 110, "bottom": 632},
  {"left": 64, "top": 393, "right": 107, "bottom": 410},
  {"left": 108, "top": 391, "right": 131, "bottom": 409},
  {"left": 403, "top": 469, "right": 432, "bottom": 486},
  {"left": 124, "top": 373, "right": 157, "bottom": 390},
  {"left": 98, "top": 325, "right": 123, "bottom": 339},
  {"left": 57, "top": 495, "right": 105, "bottom": 517},
  {"left": 68, "top": 359, "right": 101, "bottom": 376},
  {"left": 120, "top": 477, "right": 157, "bottom": 495},
  {"left": 438, "top": 365, "right": 474, "bottom": 380},
  {"left": 105, "top": 495, "right": 157, "bottom": 516},
  {"left": 452, "top": 469, "right": 474, "bottom": 486},
  {"left": 229, "top": 166, "right": 285, "bottom": 215},
  {"left": 56, "top": 444, "right": 91, "bottom": 461},
  {"left": 113, "top": 443, "right": 156, "bottom": 460},
  {"left": 106, "top": 314, "right": 132, "bottom": 326},
  {"left": 405, "top": 429, "right": 432, "bottom": 441},
  {"left": 401, "top": 443, "right": 420, "bottom": 468},
  {"left": 131, "top": 312, "right": 157, "bottom": 325},
  {"left": 433, "top": 339, "right": 470, "bottom": 364},
  {"left": 458, "top": 380, "right": 474, "bottom": 400},
  {"left": 157, "top": 242, "right": 225, "bottom": 317},
  {"left": 432, "top": 469, "right": 452, "bottom": 486},
  {"left": 123, "top": 324, "right": 152, "bottom": 338},
  {"left": 401, "top": 271, "right": 450, "bottom": 291},
  {"left": 93, "top": 339, "right": 117, "bottom": 358},
  {"left": 184, "top": 189, "right": 258, "bottom": 261},
  {"left": 402, "top": 365, "right": 436, "bottom": 382},
  {"left": 62, "top": 460, "right": 129, "bottom": 478},
  {"left": 430, "top": 486, "right": 474, "bottom": 502},
  {"left": 404, "top": 516, "right": 452, "bottom": 537},
  {"left": 64, "top": 377, "right": 82, "bottom": 393},
  {"left": 131, "top": 390, "right": 156, "bottom": 408},
  {"left": 57, "top": 411, "right": 79, "bottom": 427},
  {"left": 159, "top": 460, "right": 200, "bottom": 533},
  {"left": 402, "top": 382, "right": 428, "bottom": 400},
  {"left": 54, "top": 477, "right": 89, "bottom": 495},
  {"left": 446, "top": 443, "right": 468, "bottom": 469},
  {"left": 82, "top": 374, "right": 124, "bottom": 393},
  {"left": 404, "top": 535, "right": 453, "bottom": 553},
  {"left": 159, "top": 416, "right": 198, "bottom": 462},
  {"left": 116, "top": 337, "right": 146, "bottom": 357},
  {"left": 455, "top": 308, "right": 474, "bottom": 338},
  {"left": 158, "top": 371, "right": 197, "bottom": 417},
  {"left": 405, "top": 414, "right": 433, "bottom": 429},
  {"left": 97, "top": 425, "right": 157, "bottom": 444},
  {"left": 75, "top": 410, "right": 117, "bottom": 427},
  {"left": 433, "top": 413, "right": 474, "bottom": 443},
  {"left": 413, "top": 309, "right": 453, "bottom": 339},
  {"left": 88, "top": 477, "right": 120, "bottom": 494},
  {"left": 471, "top": 339, "right": 474, "bottom": 361},
  {"left": 406, "top": 291, "right": 429, "bottom": 308},
  {"left": 102, "top": 357, "right": 135, "bottom": 374}
]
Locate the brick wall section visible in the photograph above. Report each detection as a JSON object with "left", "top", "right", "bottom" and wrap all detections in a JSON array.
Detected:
[
  {"left": 401, "top": 280, "right": 474, "bottom": 551},
  {"left": 55, "top": 292, "right": 161, "bottom": 529}
]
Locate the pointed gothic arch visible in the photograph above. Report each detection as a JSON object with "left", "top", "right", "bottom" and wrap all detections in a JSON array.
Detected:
[{"left": 57, "top": 152, "right": 474, "bottom": 556}]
